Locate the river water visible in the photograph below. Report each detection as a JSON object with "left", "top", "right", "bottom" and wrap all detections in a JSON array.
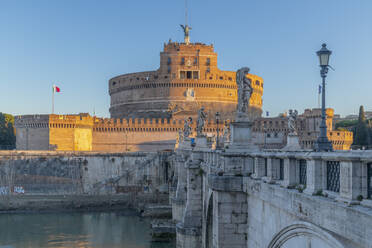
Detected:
[{"left": 0, "top": 212, "right": 174, "bottom": 248}]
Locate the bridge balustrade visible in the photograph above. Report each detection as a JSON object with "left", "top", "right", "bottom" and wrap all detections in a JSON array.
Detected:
[
  {"left": 368, "top": 163, "right": 372, "bottom": 199},
  {"left": 198, "top": 149, "right": 372, "bottom": 205},
  {"left": 326, "top": 161, "right": 340, "bottom": 193},
  {"left": 299, "top": 159, "right": 307, "bottom": 185}
]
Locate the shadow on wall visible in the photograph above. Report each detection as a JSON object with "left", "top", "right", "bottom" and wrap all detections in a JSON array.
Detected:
[{"left": 137, "top": 139, "right": 177, "bottom": 152}]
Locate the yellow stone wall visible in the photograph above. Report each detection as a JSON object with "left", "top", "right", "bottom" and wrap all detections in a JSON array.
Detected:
[
  {"left": 74, "top": 128, "right": 92, "bottom": 151},
  {"left": 48, "top": 114, "right": 93, "bottom": 151}
]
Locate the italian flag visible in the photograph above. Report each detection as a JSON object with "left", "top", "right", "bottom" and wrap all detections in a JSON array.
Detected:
[{"left": 53, "top": 85, "right": 61, "bottom": 93}]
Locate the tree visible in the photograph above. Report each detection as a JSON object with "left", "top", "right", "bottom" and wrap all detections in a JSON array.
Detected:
[
  {"left": 0, "top": 112, "right": 16, "bottom": 150},
  {"left": 335, "top": 119, "right": 358, "bottom": 130},
  {"left": 354, "top": 106, "right": 370, "bottom": 147}
]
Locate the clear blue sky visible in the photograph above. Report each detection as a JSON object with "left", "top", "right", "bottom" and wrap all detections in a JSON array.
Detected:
[{"left": 1, "top": 0, "right": 371, "bottom": 118}]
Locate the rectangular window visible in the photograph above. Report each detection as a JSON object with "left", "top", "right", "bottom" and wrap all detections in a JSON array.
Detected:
[
  {"left": 180, "top": 71, "right": 199, "bottom": 79},
  {"left": 187, "top": 71, "right": 192, "bottom": 79},
  {"left": 192, "top": 71, "right": 199, "bottom": 79},
  {"left": 180, "top": 71, "right": 186, "bottom": 79}
]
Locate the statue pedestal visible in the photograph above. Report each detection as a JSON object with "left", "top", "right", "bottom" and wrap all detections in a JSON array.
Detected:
[
  {"left": 282, "top": 133, "right": 302, "bottom": 151},
  {"left": 177, "top": 138, "right": 193, "bottom": 151},
  {"left": 194, "top": 136, "right": 210, "bottom": 152},
  {"left": 226, "top": 120, "right": 259, "bottom": 152}
]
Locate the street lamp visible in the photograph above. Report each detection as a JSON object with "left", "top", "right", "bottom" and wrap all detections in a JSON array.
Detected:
[
  {"left": 215, "top": 112, "right": 220, "bottom": 149},
  {"left": 314, "top": 43, "right": 333, "bottom": 152}
]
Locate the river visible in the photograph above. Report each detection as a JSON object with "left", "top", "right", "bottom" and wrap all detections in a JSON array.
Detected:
[{"left": 0, "top": 211, "right": 174, "bottom": 248}]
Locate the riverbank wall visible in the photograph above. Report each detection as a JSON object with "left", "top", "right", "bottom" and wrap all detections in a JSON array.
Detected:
[
  {"left": 0, "top": 151, "right": 175, "bottom": 212},
  {"left": 0, "top": 194, "right": 169, "bottom": 213}
]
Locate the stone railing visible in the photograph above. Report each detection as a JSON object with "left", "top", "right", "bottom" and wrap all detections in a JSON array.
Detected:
[{"left": 201, "top": 149, "right": 372, "bottom": 206}]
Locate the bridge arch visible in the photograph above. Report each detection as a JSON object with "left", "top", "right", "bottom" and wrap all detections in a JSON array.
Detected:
[
  {"left": 205, "top": 192, "right": 214, "bottom": 248},
  {"left": 268, "top": 221, "right": 346, "bottom": 248}
]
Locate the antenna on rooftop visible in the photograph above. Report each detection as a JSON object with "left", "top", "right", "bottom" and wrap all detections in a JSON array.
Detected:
[
  {"left": 185, "top": 0, "right": 188, "bottom": 26},
  {"left": 180, "top": 0, "right": 191, "bottom": 44}
]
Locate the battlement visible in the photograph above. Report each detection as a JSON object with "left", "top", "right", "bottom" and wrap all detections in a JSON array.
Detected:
[
  {"left": 110, "top": 71, "right": 159, "bottom": 84},
  {"left": 15, "top": 114, "right": 94, "bottom": 129},
  {"left": 303, "top": 108, "right": 334, "bottom": 118},
  {"left": 14, "top": 114, "right": 50, "bottom": 128},
  {"left": 15, "top": 114, "right": 225, "bottom": 134},
  {"left": 163, "top": 41, "right": 214, "bottom": 53},
  {"left": 92, "top": 117, "right": 223, "bottom": 133}
]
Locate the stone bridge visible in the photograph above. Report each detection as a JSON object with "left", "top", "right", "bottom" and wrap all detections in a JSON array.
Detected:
[{"left": 171, "top": 138, "right": 372, "bottom": 248}]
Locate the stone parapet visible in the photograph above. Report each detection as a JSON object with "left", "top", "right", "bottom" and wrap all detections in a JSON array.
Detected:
[{"left": 208, "top": 175, "right": 243, "bottom": 192}]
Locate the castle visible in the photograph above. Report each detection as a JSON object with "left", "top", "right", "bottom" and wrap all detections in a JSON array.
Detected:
[
  {"left": 109, "top": 40, "right": 263, "bottom": 120},
  {"left": 14, "top": 28, "right": 352, "bottom": 152}
]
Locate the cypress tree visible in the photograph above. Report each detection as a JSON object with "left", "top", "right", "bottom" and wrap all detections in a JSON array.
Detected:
[{"left": 354, "top": 106, "right": 369, "bottom": 147}]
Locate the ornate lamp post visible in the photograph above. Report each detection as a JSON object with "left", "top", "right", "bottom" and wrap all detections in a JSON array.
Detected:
[
  {"left": 315, "top": 43, "right": 333, "bottom": 152},
  {"left": 215, "top": 112, "right": 220, "bottom": 149}
]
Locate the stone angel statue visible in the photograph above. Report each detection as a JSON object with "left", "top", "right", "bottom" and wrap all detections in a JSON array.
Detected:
[
  {"left": 196, "top": 107, "right": 207, "bottom": 137},
  {"left": 222, "top": 120, "right": 231, "bottom": 144},
  {"left": 236, "top": 67, "right": 253, "bottom": 118},
  {"left": 180, "top": 24, "right": 191, "bottom": 37},
  {"left": 288, "top": 109, "right": 298, "bottom": 135},
  {"left": 177, "top": 129, "right": 184, "bottom": 145},
  {"left": 183, "top": 117, "right": 192, "bottom": 138}
]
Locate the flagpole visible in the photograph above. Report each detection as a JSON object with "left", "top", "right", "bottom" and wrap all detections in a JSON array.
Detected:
[{"left": 52, "top": 84, "right": 55, "bottom": 114}]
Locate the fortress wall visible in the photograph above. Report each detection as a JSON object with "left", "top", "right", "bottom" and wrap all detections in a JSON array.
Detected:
[
  {"left": 93, "top": 117, "right": 183, "bottom": 152},
  {"left": 49, "top": 114, "right": 94, "bottom": 151},
  {"left": 14, "top": 115, "right": 223, "bottom": 152},
  {"left": 109, "top": 71, "right": 158, "bottom": 89},
  {"left": 14, "top": 115, "right": 50, "bottom": 150},
  {"left": 74, "top": 127, "right": 92, "bottom": 151},
  {"left": 15, "top": 127, "right": 49, "bottom": 150},
  {"left": 15, "top": 127, "right": 27, "bottom": 150},
  {"left": 91, "top": 118, "right": 224, "bottom": 152},
  {"left": 48, "top": 127, "right": 93, "bottom": 151},
  {"left": 27, "top": 127, "right": 49, "bottom": 150},
  {"left": 109, "top": 73, "right": 263, "bottom": 119},
  {"left": 49, "top": 127, "right": 75, "bottom": 151},
  {"left": 92, "top": 131, "right": 178, "bottom": 152}
]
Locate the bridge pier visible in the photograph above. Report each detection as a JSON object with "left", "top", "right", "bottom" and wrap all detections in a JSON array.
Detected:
[
  {"left": 208, "top": 175, "right": 247, "bottom": 248},
  {"left": 176, "top": 143, "right": 206, "bottom": 248},
  {"left": 172, "top": 153, "right": 188, "bottom": 222}
]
